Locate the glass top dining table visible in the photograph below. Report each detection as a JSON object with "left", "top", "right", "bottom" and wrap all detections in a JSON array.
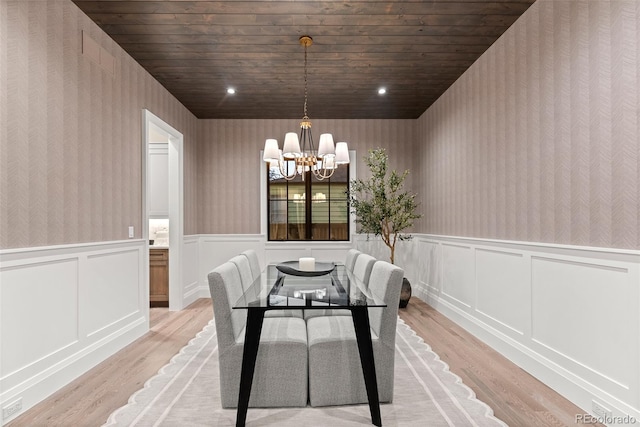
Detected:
[
  {"left": 233, "top": 263, "right": 387, "bottom": 310},
  {"left": 231, "top": 262, "right": 386, "bottom": 427}
]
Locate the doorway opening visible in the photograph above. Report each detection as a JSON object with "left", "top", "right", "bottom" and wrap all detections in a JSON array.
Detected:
[{"left": 143, "top": 110, "right": 184, "bottom": 312}]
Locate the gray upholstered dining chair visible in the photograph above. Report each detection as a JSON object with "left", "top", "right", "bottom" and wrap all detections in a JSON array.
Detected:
[
  {"left": 241, "top": 249, "right": 261, "bottom": 280},
  {"left": 345, "top": 248, "right": 361, "bottom": 272},
  {"left": 352, "top": 253, "right": 376, "bottom": 288},
  {"left": 235, "top": 250, "right": 303, "bottom": 319},
  {"left": 304, "top": 250, "right": 375, "bottom": 320},
  {"left": 229, "top": 254, "right": 254, "bottom": 292},
  {"left": 305, "top": 260, "right": 404, "bottom": 407},
  {"left": 208, "top": 261, "right": 309, "bottom": 408}
]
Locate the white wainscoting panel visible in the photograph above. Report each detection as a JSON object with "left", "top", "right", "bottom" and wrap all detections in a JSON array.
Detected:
[
  {"left": 9, "top": 234, "right": 634, "bottom": 424},
  {"left": 531, "top": 256, "right": 635, "bottom": 398},
  {"left": 399, "top": 234, "right": 640, "bottom": 423},
  {"left": 182, "top": 236, "right": 200, "bottom": 306},
  {"left": 418, "top": 240, "right": 441, "bottom": 294},
  {"left": 1, "top": 258, "right": 79, "bottom": 379},
  {"left": 85, "top": 249, "right": 141, "bottom": 337},
  {"left": 0, "top": 240, "right": 148, "bottom": 424},
  {"left": 441, "top": 243, "right": 475, "bottom": 308},
  {"left": 476, "top": 249, "right": 527, "bottom": 336}
]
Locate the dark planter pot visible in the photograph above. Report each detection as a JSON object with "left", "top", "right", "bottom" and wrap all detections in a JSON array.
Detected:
[{"left": 399, "top": 277, "right": 412, "bottom": 308}]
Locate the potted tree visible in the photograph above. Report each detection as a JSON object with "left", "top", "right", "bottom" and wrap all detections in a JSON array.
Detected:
[{"left": 348, "top": 148, "right": 421, "bottom": 308}]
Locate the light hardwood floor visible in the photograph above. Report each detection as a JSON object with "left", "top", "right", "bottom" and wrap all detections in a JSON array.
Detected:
[{"left": 8, "top": 297, "right": 598, "bottom": 426}]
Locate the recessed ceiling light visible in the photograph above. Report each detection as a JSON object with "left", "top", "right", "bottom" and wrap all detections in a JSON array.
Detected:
[
  {"left": 227, "top": 88, "right": 236, "bottom": 94},
  {"left": 378, "top": 88, "right": 386, "bottom": 95}
]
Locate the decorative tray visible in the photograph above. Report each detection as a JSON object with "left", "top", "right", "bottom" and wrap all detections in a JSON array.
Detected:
[{"left": 276, "top": 261, "right": 336, "bottom": 277}]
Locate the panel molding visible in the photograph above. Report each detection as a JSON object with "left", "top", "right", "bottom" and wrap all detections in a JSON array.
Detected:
[
  {"left": 530, "top": 337, "right": 631, "bottom": 391},
  {"left": 0, "top": 240, "right": 148, "bottom": 424},
  {"left": 529, "top": 254, "right": 635, "bottom": 393},
  {"left": 398, "top": 233, "right": 640, "bottom": 422},
  {"left": 181, "top": 236, "right": 201, "bottom": 307},
  {"left": 475, "top": 247, "right": 527, "bottom": 336},
  {"left": 441, "top": 243, "right": 474, "bottom": 308},
  {"left": 531, "top": 254, "right": 630, "bottom": 273}
]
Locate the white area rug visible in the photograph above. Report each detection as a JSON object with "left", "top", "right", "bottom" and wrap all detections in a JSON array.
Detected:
[{"left": 104, "top": 319, "right": 507, "bottom": 426}]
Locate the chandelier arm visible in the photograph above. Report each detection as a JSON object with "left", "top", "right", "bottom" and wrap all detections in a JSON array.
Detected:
[
  {"left": 312, "top": 163, "right": 336, "bottom": 180},
  {"left": 314, "top": 169, "right": 333, "bottom": 180},
  {"left": 325, "top": 167, "right": 336, "bottom": 179},
  {"left": 299, "top": 126, "right": 306, "bottom": 154},
  {"left": 308, "top": 126, "right": 316, "bottom": 154},
  {"left": 279, "top": 159, "right": 298, "bottom": 181}
]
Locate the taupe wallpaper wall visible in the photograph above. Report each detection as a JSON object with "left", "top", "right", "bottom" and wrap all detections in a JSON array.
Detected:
[
  {"left": 416, "top": 0, "right": 640, "bottom": 250},
  {"left": 0, "top": 1, "right": 198, "bottom": 249},
  {"left": 5, "top": 0, "right": 637, "bottom": 250},
  {"left": 197, "top": 119, "right": 416, "bottom": 234}
]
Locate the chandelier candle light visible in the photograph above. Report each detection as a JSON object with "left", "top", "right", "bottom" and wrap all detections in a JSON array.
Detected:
[{"left": 263, "top": 36, "right": 350, "bottom": 180}]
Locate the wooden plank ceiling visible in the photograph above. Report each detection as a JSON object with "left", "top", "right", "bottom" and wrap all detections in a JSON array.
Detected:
[{"left": 71, "top": 1, "right": 536, "bottom": 119}]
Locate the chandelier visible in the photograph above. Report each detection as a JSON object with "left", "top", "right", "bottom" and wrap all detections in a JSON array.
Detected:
[{"left": 263, "top": 36, "right": 349, "bottom": 180}]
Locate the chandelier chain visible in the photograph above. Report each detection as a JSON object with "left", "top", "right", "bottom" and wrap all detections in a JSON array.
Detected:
[{"left": 303, "top": 42, "right": 308, "bottom": 118}]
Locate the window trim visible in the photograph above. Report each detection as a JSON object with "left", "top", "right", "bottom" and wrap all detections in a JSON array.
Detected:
[{"left": 260, "top": 150, "right": 357, "bottom": 243}]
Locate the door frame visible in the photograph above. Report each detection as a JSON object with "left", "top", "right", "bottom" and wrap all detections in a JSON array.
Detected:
[{"left": 142, "top": 109, "right": 184, "bottom": 311}]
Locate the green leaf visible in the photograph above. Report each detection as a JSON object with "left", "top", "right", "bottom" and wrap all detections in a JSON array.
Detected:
[{"left": 348, "top": 148, "right": 422, "bottom": 263}]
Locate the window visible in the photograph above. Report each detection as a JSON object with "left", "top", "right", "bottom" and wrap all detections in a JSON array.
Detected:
[{"left": 267, "top": 162, "right": 350, "bottom": 241}]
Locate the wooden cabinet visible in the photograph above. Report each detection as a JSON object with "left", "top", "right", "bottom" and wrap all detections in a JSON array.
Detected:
[{"left": 150, "top": 248, "right": 169, "bottom": 306}]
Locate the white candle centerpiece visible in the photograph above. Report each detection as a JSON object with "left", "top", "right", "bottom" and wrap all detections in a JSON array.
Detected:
[{"left": 299, "top": 257, "right": 315, "bottom": 271}]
